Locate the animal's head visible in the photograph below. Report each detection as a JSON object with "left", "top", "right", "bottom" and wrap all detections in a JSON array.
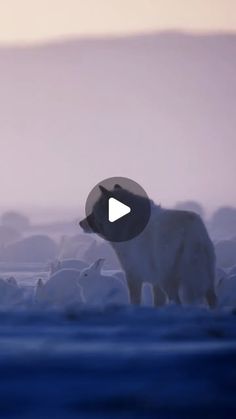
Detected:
[
  {"left": 79, "top": 184, "right": 149, "bottom": 241},
  {"left": 78, "top": 258, "right": 105, "bottom": 287}
]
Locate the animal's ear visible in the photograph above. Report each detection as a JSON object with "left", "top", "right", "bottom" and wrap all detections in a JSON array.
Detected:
[
  {"left": 79, "top": 217, "right": 92, "bottom": 232},
  {"left": 37, "top": 278, "right": 44, "bottom": 288},
  {"left": 114, "top": 184, "right": 122, "bottom": 189},
  {"left": 99, "top": 185, "right": 109, "bottom": 197},
  {"left": 90, "top": 258, "right": 105, "bottom": 272}
]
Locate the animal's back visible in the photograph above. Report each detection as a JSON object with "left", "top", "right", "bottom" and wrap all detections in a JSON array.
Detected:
[
  {"left": 113, "top": 206, "right": 216, "bottom": 306},
  {"left": 46, "top": 268, "right": 80, "bottom": 289},
  {"left": 158, "top": 209, "right": 197, "bottom": 237},
  {"left": 41, "top": 269, "right": 82, "bottom": 305},
  {"left": 113, "top": 207, "right": 199, "bottom": 283}
]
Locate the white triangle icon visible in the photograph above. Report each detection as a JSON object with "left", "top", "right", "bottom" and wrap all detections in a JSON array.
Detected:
[{"left": 108, "top": 197, "right": 131, "bottom": 223}]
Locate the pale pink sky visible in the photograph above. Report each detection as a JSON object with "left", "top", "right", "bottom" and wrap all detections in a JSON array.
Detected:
[
  {"left": 0, "top": 1, "right": 235, "bottom": 215},
  {"left": 0, "top": 0, "right": 236, "bottom": 44}
]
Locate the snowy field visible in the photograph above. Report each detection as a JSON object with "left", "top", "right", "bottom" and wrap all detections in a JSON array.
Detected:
[
  {"left": 0, "top": 210, "right": 236, "bottom": 418},
  {"left": 0, "top": 266, "right": 236, "bottom": 418}
]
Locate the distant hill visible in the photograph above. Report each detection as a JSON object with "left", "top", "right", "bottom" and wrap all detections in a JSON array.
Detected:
[{"left": 0, "top": 33, "right": 235, "bottom": 209}]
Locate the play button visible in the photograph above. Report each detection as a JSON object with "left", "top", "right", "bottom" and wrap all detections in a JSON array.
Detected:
[
  {"left": 108, "top": 198, "right": 131, "bottom": 222},
  {"left": 80, "top": 177, "right": 151, "bottom": 242}
]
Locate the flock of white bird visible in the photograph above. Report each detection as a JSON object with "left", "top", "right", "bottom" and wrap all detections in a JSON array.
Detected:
[{"left": 0, "top": 255, "right": 236, "bottom": 310}]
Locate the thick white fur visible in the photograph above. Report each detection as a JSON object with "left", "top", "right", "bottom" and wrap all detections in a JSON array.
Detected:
[
  {"left": 35, "top": 268, "right": 84, "bottom": 307},
  {"left": 78, "top": 259, "right": 129, "bottom": 307},
  {"left": 112, "top": 205, "right": 216, "bottom": 307}
]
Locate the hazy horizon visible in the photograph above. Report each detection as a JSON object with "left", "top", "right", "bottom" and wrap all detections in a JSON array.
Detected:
[
  {"left": 0, "top": 1, "right": 235, "bottom": 215},
  {"left": 0, "top": 32, "right": 235, "bottom": 216},
  {"left": 1, "top": 0, "right": 236, "bottom": 45}
]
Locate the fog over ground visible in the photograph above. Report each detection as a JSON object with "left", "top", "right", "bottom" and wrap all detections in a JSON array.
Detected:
[{"left": 0, "top": 32, "right": 235, "bottom": 218}]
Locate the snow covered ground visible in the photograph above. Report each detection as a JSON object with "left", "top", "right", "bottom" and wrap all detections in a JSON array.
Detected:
[{"left": 0, "top": 266, "right": 236, "bottom": 418}]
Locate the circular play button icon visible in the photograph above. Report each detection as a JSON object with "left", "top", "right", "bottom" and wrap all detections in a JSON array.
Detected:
[{"left": 80, "top": 177, "right": 151, "bottom": 242}]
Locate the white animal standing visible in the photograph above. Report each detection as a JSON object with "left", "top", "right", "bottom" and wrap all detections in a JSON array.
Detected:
[
  {"left": 80, "top": 184, "right": 216, "bottom": 307},
  {"left": 116, "top": 206, "right": 216, "bottom": 307},
  {"left": 35, "top": 269, "right": 84, "bottom": 308},
  {"left": 78, "top": 259, "right": 129, "bottom": 307}
]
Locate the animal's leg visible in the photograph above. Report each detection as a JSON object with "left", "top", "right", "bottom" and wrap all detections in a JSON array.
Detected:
[
  {"left": 153, "top": 283, "right": 168, "bottom": 307},
  {"left": 206, "top": 288, "right": 217, "bottom": 308},
  {"left": 168, "top": 287, "right": 181, "bottom": 304},
  {"left": 128, "top": 280, "right": 142, "bottom": 305},
  {"left": 164, "top": 274, "right": 181, "bottom": 304},
  {"left": 205, "top": 244, "right": 217, "bottom": 309},
  {"left": 179, "top": 242, "right": 212, "bottom": 306}
]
